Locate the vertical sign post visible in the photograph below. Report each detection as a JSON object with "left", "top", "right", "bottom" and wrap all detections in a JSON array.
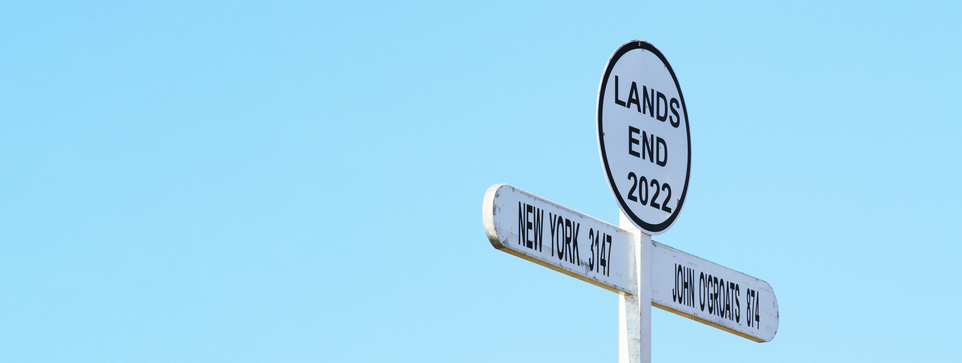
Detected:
[{"left": 618, "top": 211, "right": 651, "bottom": 363}]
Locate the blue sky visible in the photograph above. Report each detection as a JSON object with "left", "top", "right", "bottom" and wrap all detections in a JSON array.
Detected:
[{"left": 3, "top": 1, "right": 962, "bottom": 362}]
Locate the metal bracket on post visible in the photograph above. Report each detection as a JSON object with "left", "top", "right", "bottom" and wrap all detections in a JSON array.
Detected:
[{"left": 618, "top": 211, "right": 652, "bottom": 363}]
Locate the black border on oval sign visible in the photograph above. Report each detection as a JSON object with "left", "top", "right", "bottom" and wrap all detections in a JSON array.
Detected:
[{"left": 597, "top": 40, "right": 691, "bottom": 235}]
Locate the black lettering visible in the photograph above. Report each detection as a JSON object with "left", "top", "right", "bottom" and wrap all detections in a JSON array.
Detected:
[
  {"left": 673, "top": 264, "right": 681, "bottom": 303},
  {"left": 655, "top": 137, "right": 668, "bottom": 167},
  {"left": 746, "top": 288, "right": 761, "bottom": 328},
  {"left": 614, "top": 76, "right": 626, "bottom": 107},
  {"left": 525, "top": 204, "right": 535, "bottom": 248},
  {"left": 642, "top": 85, "right": 654, "bottom": 117},
  {"left": 650, "top": 179, "right": 661, "bottom": 209},
  {"left": 549, "top": 213, "right": 557, "bottom": 256},
  {"left": 707, "top": 275, "right": 714, "bottom": 314},
  {"left": 641, "top": 131, "right": 654, "bottom": 162},
  {"left": 721, "top": 278, "right": 729, "bottom": 320},
  {"left": 660, "top": 183, "right": 672, "bottom": 213},
  {"left": 588, "top": 228, "right": 595, "bottom": 271},
  {"left": 754, "top": 291, "right": 761, "bottom": 327},
  {"left": 597, "top": 230, "right": 604, "bottom": 272},
  {"left": 571, "top": 221, "right": 580, "bottom": 266},
  {"left": 729, "top": 282, "right": 737, "bottom": 321},
  {"left": 518, "top": 204, "right": 543, "bottom": 251},
  {"left": 656, "top": 92, "right": 668, "bottom": 121},
  {"left": 518, "top": 203, "right": 526, "bottom": 247},
  {"left": 669, "top": 98, "right": 680, "bottom": 127},
  {"left": 673, "top": 265, "right": 696, "bottom": 308},
  {"left": 628, "top": 126, "right": 641, "bottom": 158},
  {"left": 735, "top": 284, "right": 741, "bottom": 323},
  {"left": 706, "top": 274, "right": 714, "bottom": 314},
  {"left": 554, "top": 216, "right": 564, "bottom": 260},
  {"left": 699, "top": 272, "right": 706, "bottom": 311},
  {"left": 534, "top": 206, "right": 543, "bottom": 252},
  {"left": 638, "top": 176, "right": 648, "bottom": 205},
  {"left": 604, "top": 234, "right": 612, "bottom": 276},
  {"left": 711, "top": 276, "right": 721, "bottom": 315},
  {"left": 627, "top": 81, "right": 641, "bottom": 112}
]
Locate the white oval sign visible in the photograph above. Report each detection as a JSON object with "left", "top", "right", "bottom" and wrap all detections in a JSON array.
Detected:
[{"left": 598, "top": 41, "right": 690, "bottom": 234}]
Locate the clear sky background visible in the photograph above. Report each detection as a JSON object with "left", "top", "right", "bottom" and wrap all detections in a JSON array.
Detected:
[{"left": 3, "top": 1, "right": 961, "bottom": 362}]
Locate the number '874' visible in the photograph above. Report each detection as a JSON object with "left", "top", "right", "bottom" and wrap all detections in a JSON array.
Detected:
[{"left": 626, "top": 172, "right": 672, "bottom": 213}]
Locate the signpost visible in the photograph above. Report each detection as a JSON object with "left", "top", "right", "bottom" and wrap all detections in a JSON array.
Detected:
[
  {"left": 482, "top": 184, "right": 779, "bottom": 343},
  {"left": 480, "top": 40, "right": 778, "bottom": 362}
]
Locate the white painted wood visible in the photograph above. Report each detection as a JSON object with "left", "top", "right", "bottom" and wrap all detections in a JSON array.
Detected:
[
  {"left": 483, "top": 184, "right": 634, "bottom": 294},
  {"left": 649, "top": 242, "right": 779, "bottom": 342},
  {"left": 618, "top": 211, "right": 651, "bottom": 363}
]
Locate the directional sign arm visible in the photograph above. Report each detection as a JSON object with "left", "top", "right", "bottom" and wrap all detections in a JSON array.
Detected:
[
  {"left": 649, "top": 241, "right": 779, "bottom": 342},
  {"left": 483, "top": 184, "right": 635, "bottom": 294}
]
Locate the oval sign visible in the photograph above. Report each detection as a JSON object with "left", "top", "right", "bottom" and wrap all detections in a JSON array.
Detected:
[{"left": 597, "top": 41, "right": 690, "bottom": 235}]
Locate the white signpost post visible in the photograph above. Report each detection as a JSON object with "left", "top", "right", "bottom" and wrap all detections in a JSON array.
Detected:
[{"left": 481, "top": 40, "right": 778, "bottom": 363}]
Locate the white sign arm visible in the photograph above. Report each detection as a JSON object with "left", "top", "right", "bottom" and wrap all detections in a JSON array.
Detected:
[
  {"left": 649, "top": 241, "right": 779, "bottom": 342},
  {"left": 483, "top": 184, "right": 634, "bottom": 294}
]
